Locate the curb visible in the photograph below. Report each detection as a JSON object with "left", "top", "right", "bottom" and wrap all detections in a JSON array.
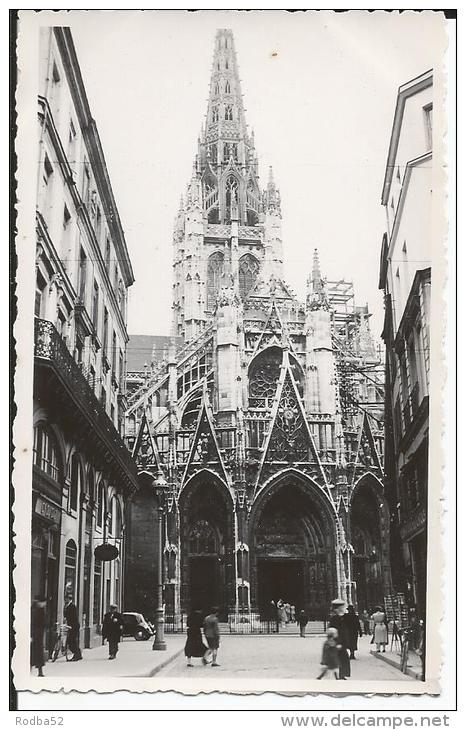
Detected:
[
  {"left": 148, "top": 647, "right": 185, "bottom": 677},
  {"left": 370, "top": 650, "right": 423, "bottom": 680}
]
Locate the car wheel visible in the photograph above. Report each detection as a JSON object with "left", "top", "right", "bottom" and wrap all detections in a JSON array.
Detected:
[{"left": 135, "top": 629, "right": 145, "bottom": 641}]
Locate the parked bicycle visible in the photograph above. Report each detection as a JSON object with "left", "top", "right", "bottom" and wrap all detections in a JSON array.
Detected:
[{"left": 51, "top": 623, "right": 71, "bottom": 662}]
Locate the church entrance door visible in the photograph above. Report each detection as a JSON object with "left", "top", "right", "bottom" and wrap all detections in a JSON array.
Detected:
[
  {"left": 250, "top": 474, "right": 337, "bottom": 620},
  {"left": 178, "top": 475, "right": 234, "bottom": 621},
  {"left": 257, "top": 559, "right": 305, "bottom": 614}
]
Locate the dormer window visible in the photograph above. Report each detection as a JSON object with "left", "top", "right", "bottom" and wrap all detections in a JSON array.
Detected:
[{"left": 224, "top": 105, "right": 233, "bottom": 121}]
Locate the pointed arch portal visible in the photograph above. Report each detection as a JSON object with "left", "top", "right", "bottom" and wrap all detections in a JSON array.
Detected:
[
  {"left": 249, "top": 473, "right": 337, "bottom": 619},
  {"left": 178, "top": 474, "right": 235, "bottom": 619}
]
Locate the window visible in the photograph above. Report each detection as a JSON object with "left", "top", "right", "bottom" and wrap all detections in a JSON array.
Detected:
[
  {"left": 64, "top": 540, "right": 77, "bottom": 601},
  {"left": 95, "top": 206, "right": 102, "bottom": 244},
  {"left": 35, "top": 273, "right": 47, "bottom": 318},
  {"left": 224, "top": 104, "right": 233, "bottom": 121},
  {"left": 212, "top": 106, "right": 219, "bottom": 123},
  {"left": 206, "top": 251, "right": 224, "bottom": 312},
  {"left": 69, "top": 453, "right": 80, "bottom": 512},
  {"left": 111, "top": 331, "right": 117, "bottom": 373},
  {"left": 33, "top": 424, "right": 60, "bottom": 481},
  {"left": 225, "top": 175, "right": 238, "bottom": 221},
  {"left": 214, "top": 82, "right": 219, "bottom": 96},
  {"left": 225, "top": 58, "right": 229, "bottom": 70},
  {"left": 42, "top": 155, "right": 53, "bottom": 219},
  {"left": 92, "top": 280, "right": 99, "bottom": 330},
  {"left": 248, "top": 347, "right": 282, "bottom": 409},
  {"left": 188, "top": 520, "right": 217, "bottom": 554},
  {"left": 82, "top": 161, "right": 91, "bottom": 208},
  {"left": 105, "top": 237, "right": 111, "bottom": 269},
  {"left": 225, "top": 80, "right": 231, "bottom": 94},
  {"left": 423, "top": 103, "right": 433, "bottom": 150},
  {"left": 93, "top": 558, "right": 102, "bottom": 624},
  {"left": 103, "top": 307, "right": 109, "bottom": 356},
  {"left": 119, "top": 349, "right": 124, "bottom": 389},
  {"left": 239, "top": 254, "right": 260, "bottom": 300},
  {"left": 97, "top": 482, "right": 105, "bottom": 529},
  {"left": 78, "top": 246, "right": 87, "bottom": 301}
]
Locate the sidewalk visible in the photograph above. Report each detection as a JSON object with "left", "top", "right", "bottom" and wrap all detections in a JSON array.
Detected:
[
  {"left": 370, "top": 646, "right": 424, "bottom": 680},
  {"left": 37, "top": 635, "right": 186, "bottom": 678}
]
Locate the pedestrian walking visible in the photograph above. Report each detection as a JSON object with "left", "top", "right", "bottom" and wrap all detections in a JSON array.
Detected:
[
  {"left": 328, "top": 598, "right": 351, "bottom": 679},
  {"left": 371, "top": 606, "right": 388, "bottom": 652},
  {"left": 184, "top": 610, "right": 206, "bottom": 667},
  {"left": 290, "top": 604, "right": 296, "bottom": 623},
  {"left": 64, "top": 591, "right": 82, "bottom": 662},
  {"left": 298, "top": 609, "right": 308, "bottom": 638},
  {"left": 31, "top": 596, "right": 47, "bottom": 677},
  {"left": 317, "top": 627, "right": 340, "bottom": 680},
  {"left": 361, "top": 608, "right": 370, "bottom": 635},
  {"left": 346, "top": 605, "right": 363, "bottom": 659},
  {"left": 269, "top": 600, "right": 276, "bottom": 622},
  {"left": 203, "top": 607, "right": 220, "bottom": 666},
  {"left": 102, "top": 604, "right": 124, "bottom": 660}
]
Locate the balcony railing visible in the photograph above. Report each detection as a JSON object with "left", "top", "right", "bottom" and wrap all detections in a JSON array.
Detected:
[{"left": 34, "top": 318, "right": 138, "bottom": 487}]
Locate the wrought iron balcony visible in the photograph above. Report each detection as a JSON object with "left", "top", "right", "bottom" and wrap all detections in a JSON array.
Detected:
[{"left": 34, "top": 318, "right": 138, "bottom": 488}]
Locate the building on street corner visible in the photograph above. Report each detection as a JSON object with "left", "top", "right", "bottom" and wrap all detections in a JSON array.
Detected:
[
  {"left": 378, "top": 70, "right": 432, "bottom": 614},
  {"left": 125, "top": 29, "right": 392, "bottom": 625},
  {"left": 32, "top": 27, "right": 139, "bottom": 652}
]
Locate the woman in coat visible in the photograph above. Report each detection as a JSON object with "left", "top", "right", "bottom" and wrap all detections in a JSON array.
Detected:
[
  {"left": 371, "top": 606, "right": 388, "bottom": 652},
  {"left": 184, "top": 610, "right": 206, "bottom": 667},
  {"left": 277, "top": 599, "right": 287, "bottom": 626}
]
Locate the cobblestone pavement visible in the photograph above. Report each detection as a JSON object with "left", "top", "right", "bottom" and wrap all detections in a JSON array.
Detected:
[{"left": 156, "top": 635, "right": 413, "bottom": 681}]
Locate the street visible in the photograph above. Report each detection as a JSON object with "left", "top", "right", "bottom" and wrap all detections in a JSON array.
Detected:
[
  {"left": 157, "top": 635, "right": 412, "bottom": 681},
  {"left": 36, "top": 633, "right": 412, "bottom": 681}
]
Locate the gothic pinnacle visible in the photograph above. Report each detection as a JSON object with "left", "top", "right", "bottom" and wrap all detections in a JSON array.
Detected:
[{"left": 312, "top": 248, "right": 323, "bottom": 295}]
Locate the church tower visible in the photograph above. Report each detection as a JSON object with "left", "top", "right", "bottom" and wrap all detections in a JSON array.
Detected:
[
  {"left": 126, "top": 29, "right": 390, "bottom": 624},
  {"left": 172, "top": 28, "right": 283, "bottom": 343}
]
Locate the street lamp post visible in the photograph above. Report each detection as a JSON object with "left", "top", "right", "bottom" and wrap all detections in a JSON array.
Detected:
[{"left": 152, "top": 470, "right": 168, "bottom": 651}]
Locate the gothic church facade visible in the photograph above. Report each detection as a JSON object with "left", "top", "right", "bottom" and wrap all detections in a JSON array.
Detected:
[{"left": 125, "top": 29, "right": 391, "bottom": 621}]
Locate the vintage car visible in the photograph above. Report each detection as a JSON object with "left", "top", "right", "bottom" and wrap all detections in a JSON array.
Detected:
[{"left": 121, "top": 612, "right": 154, "bottom": 640}]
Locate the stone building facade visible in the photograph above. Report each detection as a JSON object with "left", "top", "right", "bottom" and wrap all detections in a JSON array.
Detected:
[
  {"left": 126, "top": 29, "right": 390, "bottom": 622},
  {"left": 33, "top": 27, "right": 138, "bottom": 651},
  {"left": 379, "top": 71, "right": 432, "bottom": 614}
]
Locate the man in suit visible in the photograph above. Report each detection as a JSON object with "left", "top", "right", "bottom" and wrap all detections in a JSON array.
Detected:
[
  {"left": 102, "top": 604, "right": 124, "bottom": 659},
  {"left": 64, "top": 591, "right": 82, "bottom": 661}
]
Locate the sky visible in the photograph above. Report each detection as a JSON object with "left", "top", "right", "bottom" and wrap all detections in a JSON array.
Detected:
[{"left": 65, "top": 10, "right": 445, "bottom": 342}]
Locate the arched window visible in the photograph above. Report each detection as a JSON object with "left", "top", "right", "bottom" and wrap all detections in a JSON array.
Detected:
[
  {"left": 181, "top": 391, "right": 202, "bottom": 428},
  {"left": 208, "top": 143, "right": 217, "bottom": 163},
  {"left": 224, "top": 104, "right": 233, "bottom": 121},
  {"left": 214, "top": 82, "right": 219, "bottom": 96},
  {"left": 225, "top": 80, "right": 231, "bottom": 94},
  {"left": 225, "top": 58, "right": 229, "bottom": 70},
  {"left": 207, "top": 251, "right": 224, "bottom": 312},
  {"left": 239, "top": 254, "right": 260, "bottom": 300},
  {"left": 248, "top": 347, "right": 282, "bottom": 409},
  {"left": 69, "top": 453, "right": 81, "bottom": 512},
  {"left": 33, "top": 423, "right": 60, "bottom": 481},
  {"left": 212, "top": 106, "right": 219, "bottom": 123},
  {"left": 64, "top": 539, "right": 77, "bottom": 600}
]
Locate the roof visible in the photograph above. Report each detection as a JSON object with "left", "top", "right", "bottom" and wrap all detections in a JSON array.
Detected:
[
  {"left": 381, "top": 69, "right": 433, "bottom": 206},
  {"left": 127, "top": 334, "right": 182, "bottom": 373}
]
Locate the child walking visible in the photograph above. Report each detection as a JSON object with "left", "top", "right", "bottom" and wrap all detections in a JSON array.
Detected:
[{"left": 317, "top": 627, "right": 340, "bottom": 679}]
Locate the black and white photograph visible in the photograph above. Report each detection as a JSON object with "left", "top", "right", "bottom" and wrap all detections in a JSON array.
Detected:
[{"left": 12, "top": 9, "right": 453, "bottom": 702}]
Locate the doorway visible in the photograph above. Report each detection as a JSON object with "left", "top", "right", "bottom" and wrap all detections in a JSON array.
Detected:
[
  {"left": 189, "top": 556, "right": 218, "bottom": 614},
  {"left": 257, "top": 559, "right": 305, "bottom": 613}
]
